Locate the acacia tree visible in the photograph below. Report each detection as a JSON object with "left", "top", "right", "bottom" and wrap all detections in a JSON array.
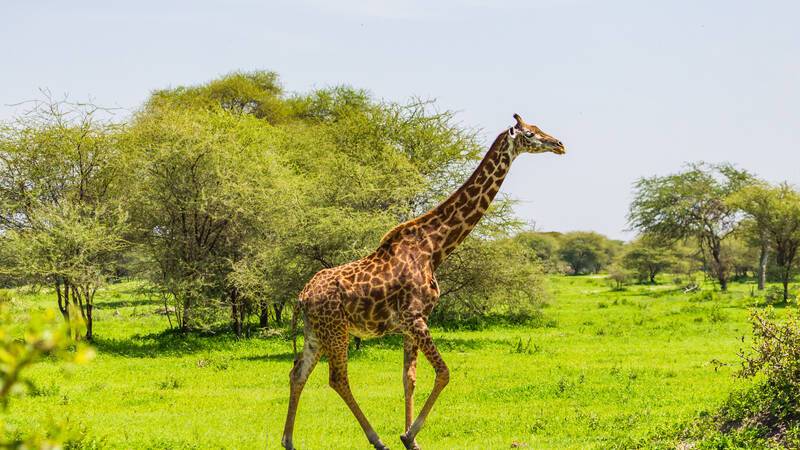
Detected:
[
  {"left": 724, "top": 233, "right": 760, "bottom": 281},
  {"left": 620, "top": 235, "right": 677, "bottom": 284},
  {"left": 514, "top": 231, "right": 563, "bottom": 273},
  {"left": 731, "top": 183, "right": 800, "bottom": 301},
  {"left": 628, "top": 163, "right": 754, "bottom": 291},
  {"left": 558, "top": 231, "right": 616, "bottom": 275},
  {"left": 124, "top": 106, "right": 286, "bottom": 333},
  {"left": 0, "top": 99, "right": 128, "bottom": 339}
]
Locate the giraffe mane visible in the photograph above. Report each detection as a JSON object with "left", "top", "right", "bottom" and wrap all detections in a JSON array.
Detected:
[{"left": 379, "top": 216, "right": 424, "bottom": 245}]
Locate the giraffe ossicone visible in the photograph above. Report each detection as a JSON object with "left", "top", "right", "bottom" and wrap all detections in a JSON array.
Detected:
[{"left": 281, "top": 114, "right": 565, "bottom": 450}]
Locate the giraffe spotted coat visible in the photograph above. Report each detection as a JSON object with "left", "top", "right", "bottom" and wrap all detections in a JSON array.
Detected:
[{"left": 282, "top": 114, "right": 565, "bottom": 450}]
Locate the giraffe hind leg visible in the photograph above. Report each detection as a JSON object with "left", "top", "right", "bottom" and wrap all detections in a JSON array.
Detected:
[
  {"left": 282, "top": 315, "right": 321, "bottom": 450},
  {"left": 400, "top": 317, "right": 449, "bottom": 447},
  {"left": 403, "top": 336, "right": 421, "bottom": 450}
]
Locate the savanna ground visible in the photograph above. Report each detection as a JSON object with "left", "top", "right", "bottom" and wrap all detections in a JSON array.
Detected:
[{"left": 1, "top": 275, "right": 789, "bottom": 449}]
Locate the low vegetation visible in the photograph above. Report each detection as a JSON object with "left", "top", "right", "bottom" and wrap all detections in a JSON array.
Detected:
[
  {"left": 0, "top": 303, "right": 96, "bottom": 448},
  {"left": 651, "top": 308, "right": 800, "bottom": 449}
]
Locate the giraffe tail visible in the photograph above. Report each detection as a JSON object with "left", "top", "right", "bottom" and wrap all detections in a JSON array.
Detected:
[{"left": 290, "top": 300, "right": 299, "bottom": 360}]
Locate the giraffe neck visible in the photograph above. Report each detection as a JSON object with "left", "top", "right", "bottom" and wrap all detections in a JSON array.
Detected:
[{"left": 421, "top": 131, "right": 516, "bottom": 268}]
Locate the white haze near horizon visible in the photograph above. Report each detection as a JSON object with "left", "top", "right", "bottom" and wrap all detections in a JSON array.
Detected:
[{"left": 2, "top": 0, "right": 798, "bottom": 240}]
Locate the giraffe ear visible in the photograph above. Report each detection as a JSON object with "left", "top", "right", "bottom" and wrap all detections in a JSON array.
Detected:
[{"left": 508, "top": 126, "right": 516, "bottom": 137}]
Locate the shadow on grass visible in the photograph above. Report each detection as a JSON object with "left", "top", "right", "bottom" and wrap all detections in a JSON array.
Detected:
[
  {"left": 91, "top": 324, "right": 283, "bottom": 358},
  {"left": 351, "top": 334, "right": 495, "bottom": 352},
  {"left": 93, "top": 320, "right": 520, "bottom": 360},
  {"left": 241, "top": 352, "right": 296, "bottom": 362},
  {"left": 95, "top": 298, "right": 162, "bottom": 309},
  {"left": 92, "top": 330, "right": 230, "bottom": 358},
  {"left": 239, "top": 333, "right": 494, "bottom": 363}
]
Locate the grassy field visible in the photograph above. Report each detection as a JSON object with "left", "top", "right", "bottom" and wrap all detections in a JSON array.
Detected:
[{"left": 1, "top": 275, "right": 788, "bottom": 449}]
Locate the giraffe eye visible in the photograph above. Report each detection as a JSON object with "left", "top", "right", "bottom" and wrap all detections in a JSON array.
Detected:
[{"left": 524, "top": 130, "right": 533, "bottom": 138}]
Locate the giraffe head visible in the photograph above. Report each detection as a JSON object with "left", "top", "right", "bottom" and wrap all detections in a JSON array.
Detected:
[{"left": 507, "top": 113, "right": 566, "bottom": 155}]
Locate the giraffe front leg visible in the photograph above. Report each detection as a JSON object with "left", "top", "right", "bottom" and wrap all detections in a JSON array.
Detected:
[
  {"left": 402, "top": 337, "right": 421, "bottom": 450},
  {"left": 400, "top": 317, "right": 449, "bottom": 449},
  {"left": 324, "top": 324, "right": 389, "bottom": 450}
]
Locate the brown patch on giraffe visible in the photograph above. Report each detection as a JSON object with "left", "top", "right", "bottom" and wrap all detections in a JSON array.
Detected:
[{"left": 465, "top": 212, "right": 481, "bottom": 226}]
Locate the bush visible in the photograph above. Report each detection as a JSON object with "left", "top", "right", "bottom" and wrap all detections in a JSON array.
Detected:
[
  {"left": 606, "top": 264, "right": 633, "bottom": 290},
  {"left": 764, "top": 285, "right": 793, "bottom": 306},
  {"left": 739, "top": 309, "right": 800, "bottom": 401},
  {"left": 689, "top": 290, "right": 716, "bottom": 303},
  {"left": 0, "top": 291, "right": 12, "bottom": 306},
  {"left": 676, "top": 309, "right": 800, "bottom": 447},
  {"left": 433, "top": 238, "right": 547, "bottom": 326},
  {"left": 707, "top": 304, "right": 727, "bottom": 323}
]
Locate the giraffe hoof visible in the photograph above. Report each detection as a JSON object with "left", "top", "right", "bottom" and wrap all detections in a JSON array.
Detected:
[
  {"left": 400, "top": 433, "right": 420, "bottom": 450},
  {"left": 373, "top": 441, "right": 390, "bottom": 450},
  {"left": 281, "top": 437, "right": 294, "bottom": 450}
]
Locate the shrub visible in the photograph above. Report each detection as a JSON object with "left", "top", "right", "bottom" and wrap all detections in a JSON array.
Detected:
[
  {"left": 763, "top": 286, "right": 787, "bottom": 306},
  {"left": 511, "top": 337, "right": 541, "bottom": 355},
  {"left": 606, "top": 264, "right": 633, "bottom": 291},
  {"left": 689, "top": 290, "right": 716, "bottom": 303},
  {"left": 0, "top": 291, "right": 11, "bottom": 306},
  {"left": 433, "top": 238, "right": 547, "bottom": 327},
  {"left": 676, "top": 309, "right": 800, "bottom": 447},
  {"left": 739, "top": 309, "right": 800, "bottom": 400},
  {"left": 707, "top": 304, "right": 727, "bottom": 323}
]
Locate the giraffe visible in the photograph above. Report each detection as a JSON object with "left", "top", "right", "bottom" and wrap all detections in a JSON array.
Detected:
[{"left": 281, "top": 114, "right": 566, "bottom": 450}]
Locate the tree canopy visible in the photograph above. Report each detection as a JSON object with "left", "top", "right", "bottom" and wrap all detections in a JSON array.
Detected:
[
  {"left": 730, "top": 183, "right": 800, "bottom": 301},
  {"left": 628, "top": 163, "right": 754, "bottom": 290},
  {"left": 0, "top": 71, "right": 547, "bottom": 335}
]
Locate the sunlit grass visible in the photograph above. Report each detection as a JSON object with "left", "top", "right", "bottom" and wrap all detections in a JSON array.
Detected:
[{"left": 0, "top": 276, "right": 790, "bottom": 449}]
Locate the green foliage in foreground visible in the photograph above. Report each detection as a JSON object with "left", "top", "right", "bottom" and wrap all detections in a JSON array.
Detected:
[
  {"left": 0, "top": 304, "right": 96, "bottom": 448},
  {"left": 1, "top": 275, "right": 792, "bottom": 449},
  {"left": 651, "top": 309, "right": 800, "bottom": 449}
]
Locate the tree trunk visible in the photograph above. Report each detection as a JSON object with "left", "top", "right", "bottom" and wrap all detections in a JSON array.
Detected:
[
  {"left": 711, "top": 243, "right": 728, "bottom": 292},
  {"left": 181, "top": 295, "right": 192, "bottom": 332},
  {"left": 55, "top": 278, "right": 69, "bottom": 322},
  {"left": 241, "top": 302, "right": 248, "bottom": 338},
  {"left": 85, "top": 297, "right": 93, "bottom": 341},
  {"left": 259, "top": 303, "right": 269, "bottom": 328},
  {"left": 273, "top": 303, "right": 283, "bottom": 325},
  {"left": 758, "top": 243, "right": 768, "bottom": 291},
  {"left": 782, "top": 261, "right": 792, "bottom": 302},
  {"left": 231, "top": 291, "right": 242, "bottom": 338},
  {"left": 719, "top": 276, "right": 728, "bottom": 292},
  {"left": 72, "top": 285, "right": 87, "bottom": 320}
]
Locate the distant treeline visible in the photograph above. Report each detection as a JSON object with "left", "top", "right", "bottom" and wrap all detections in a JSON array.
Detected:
[{"left": 520, "top": 163, "right": 800, "bottom": 299}]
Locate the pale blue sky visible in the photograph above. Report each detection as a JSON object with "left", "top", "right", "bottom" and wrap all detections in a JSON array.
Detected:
[{"left": 2, "top": 0, "right": 798, "bottom": 239}]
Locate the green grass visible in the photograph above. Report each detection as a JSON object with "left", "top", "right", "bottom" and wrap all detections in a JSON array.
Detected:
[{"left": 0, "top": 276, "right": 792, "bottom": 449}]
